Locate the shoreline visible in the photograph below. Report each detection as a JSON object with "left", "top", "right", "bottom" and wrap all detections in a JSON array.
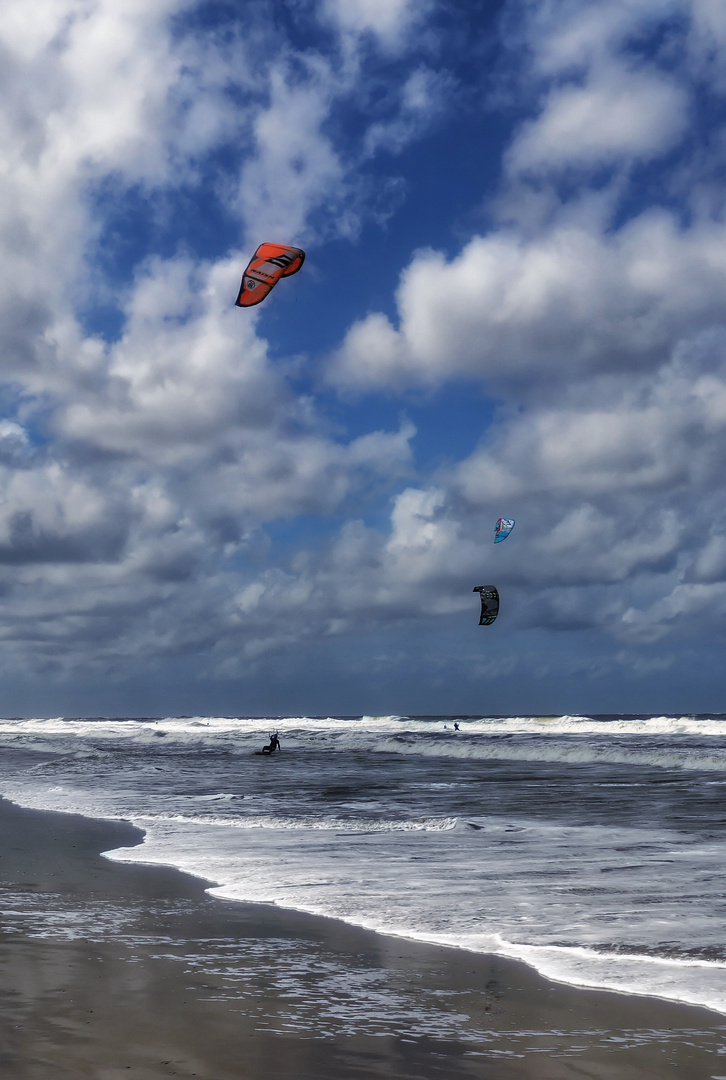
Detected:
[{"left": 0, "top": 796, "right": 725, "bottom": 1079}]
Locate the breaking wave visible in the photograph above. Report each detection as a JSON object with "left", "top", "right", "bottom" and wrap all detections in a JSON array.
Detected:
[{"left": 378, "top": 737, "right": 726, "bottom": 772}]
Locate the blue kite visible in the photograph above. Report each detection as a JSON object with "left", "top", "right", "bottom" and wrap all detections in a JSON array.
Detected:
[{"left": 494, "top": 518, "right": 515, "bottom": 543}]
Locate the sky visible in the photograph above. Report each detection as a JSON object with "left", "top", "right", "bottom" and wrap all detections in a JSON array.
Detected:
[{"left": 1, "top": 0, "right": 726, "bottom": 717}]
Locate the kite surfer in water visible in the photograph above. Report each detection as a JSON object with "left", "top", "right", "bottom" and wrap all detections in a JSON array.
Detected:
[{"left": 260, "top": 732, "right": 281, "bottom": 755}]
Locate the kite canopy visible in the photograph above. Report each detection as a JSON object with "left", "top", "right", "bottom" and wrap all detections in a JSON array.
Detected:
[
  {"left": 235, "top": 242, "right": 306, "bottom": 307},
  {"left": 494, "top": 518, "right": 515, "bottom": 543},
  {"left": 473, "top": 585, "right": 499, "bottom": 626}
]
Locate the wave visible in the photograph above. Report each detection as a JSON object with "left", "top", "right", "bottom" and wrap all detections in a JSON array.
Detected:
[
  {"left": 378, "top": 737, "right": 726, "bottom": 772},
  {"left": 183, "top": 793, "right": 245, "bottom": 802},
  {"left": 4, "top": 762, "right": 726, "bottom": 1016},
  {"left": 2, "top": 712, "right": 726, "bottom": 741},
  {"left": 3, "top": 714, "right": 726, "bottom": 781},
  {"left": 131, "top": 813, "right": 459, "bottom": 833},
  {"left": 105, "top": 819, "right": 726, "bottom": 1016},
  {"left": 3, "top": 714, "right": 726, "bottom": 778},
  {"left": 398, "top": 933, "right": 726, "bottom": 1015},
  {"left": 0, "top": 714, "right": 409, "bottom": 754}
]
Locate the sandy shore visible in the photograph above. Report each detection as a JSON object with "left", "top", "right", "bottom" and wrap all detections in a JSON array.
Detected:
[{"left": 0, "top": 797, "right": 724, "bottom": 1079}]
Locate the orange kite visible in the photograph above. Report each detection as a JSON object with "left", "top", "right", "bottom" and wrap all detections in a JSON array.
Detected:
[{"left": 234, "top": 242, "right": 306, "bottom": 307}]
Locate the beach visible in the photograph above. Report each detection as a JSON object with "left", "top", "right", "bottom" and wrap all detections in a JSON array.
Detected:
[
  {"left": 1, "top": 797, "right": 725, "bottom": 1079},
  {"left": 1, "top": 10, "right": 724, "bottom": 1076}
]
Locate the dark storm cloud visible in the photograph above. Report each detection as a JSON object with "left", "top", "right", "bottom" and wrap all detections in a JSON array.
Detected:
[{"left": 0, "top": 509, "right": 126, "bottom": 565}]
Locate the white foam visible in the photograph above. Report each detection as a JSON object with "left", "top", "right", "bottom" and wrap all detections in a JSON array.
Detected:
[
  {"left": 1, "top": 712, "right": 726, "bottom": 746},
  {"left": 3, "top": 713, "right": 726, "bottom": 1014},
  {"left": 120, "top": 813, "right": 458, "bottom": 832},
  {"left": 2, "top": 713, "right": 726, "bottom": 775},
  {"left": 101, "top": 813, "right": 726, "bottom": 1016},
  {"left": 408, "top": 934, "right": 726, "bottom": 1015},
  {"left": 379, "top": 736, "right": 726, "bottom": 772}
]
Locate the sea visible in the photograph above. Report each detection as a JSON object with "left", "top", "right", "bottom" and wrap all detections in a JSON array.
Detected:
[{"left": 1, "top": 713, "right": 726, "bottom": 1016}]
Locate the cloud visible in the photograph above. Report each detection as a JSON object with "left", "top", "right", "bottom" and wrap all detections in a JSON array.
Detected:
[
  {"left": 328, "top": 0, "right": 726, "bottom": 394},
  {"left": 328, "top": 210, "right": 726, "bottom": 391},
  {"left": 0, "top": 0, "right": 724, "bottom": 704},
  {"left": 0, "top": 0, "right": 450, "bottom": 685},
  {"left": 506, "top": 62, "right": 689, "bottom": 175},
  {"left": 0, "top": 462, "right": 127, "bottom": 565},
  {"left": 452, "top": 339, "right": 726, "bottom": 501},
  {"left": 687, "top": 0, "right": 726, "bottom": 92},
  {"left": 620, "top": 581, "right": 726, "bottom": 644},
  {"left": 293, "top": 319, "right": 726, "bottom": 657},
  {"left": 505, "top": 0, "right": 682, "bottom": 78},
  {"left": 0, "top": 0, "right": 246, "bottom": 398},
  {"left": 312, "top": 2, "right": 726, "bottom": 663},
  {"left": 56, "top": 251, "right": 416, "bottom": 513},
  {"left": 318, "top": 0, "right": 431, "bottom": 50},
  {"left": 236, "top": 58, "right": 347, "bottom": 242},
  {"left": 363, "top": 67, "right": 454, "bottom": 156}
]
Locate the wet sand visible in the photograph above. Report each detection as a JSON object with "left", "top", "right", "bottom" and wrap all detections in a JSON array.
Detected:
[{"left": 0, "top": 796, "right": 725, "bottom": 1079}]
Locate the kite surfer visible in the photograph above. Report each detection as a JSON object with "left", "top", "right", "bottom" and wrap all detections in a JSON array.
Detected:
[{"left": 261, "top": 732, "right": 281, "bottom": 755}]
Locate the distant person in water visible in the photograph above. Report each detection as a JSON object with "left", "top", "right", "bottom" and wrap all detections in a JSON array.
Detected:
[
  {"left": 261, "top": 732, "right": 281, "bottom": 755},
  {"left": 454, "top": 722, "right": 459, "bottom": 731}
]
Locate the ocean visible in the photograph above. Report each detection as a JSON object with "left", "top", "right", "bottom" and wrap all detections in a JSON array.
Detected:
[{"left": 1, "top": 713, "right": 725, "bottom": 1017}]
